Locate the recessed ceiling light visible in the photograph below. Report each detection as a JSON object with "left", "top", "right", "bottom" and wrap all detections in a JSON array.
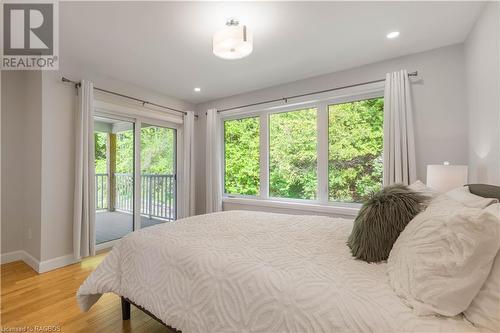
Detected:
[
  {"left": 194, "top": 87, "right": 201, "bottom": 92},
  {"left": 386, "top": 31, "right": 400, "bottom": 39}
]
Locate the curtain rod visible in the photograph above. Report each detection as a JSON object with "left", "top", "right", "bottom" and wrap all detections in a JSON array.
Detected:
[
  {"left": 217, "top": 71, "right": 418, "bottom": 113},
  {"left": 61, "top": 77, "right": 194, "bottom": 117}
]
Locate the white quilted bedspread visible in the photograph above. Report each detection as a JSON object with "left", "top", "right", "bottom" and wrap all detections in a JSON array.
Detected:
[{"left": 77, "top": 211, "right": 480, "bottom": 333}]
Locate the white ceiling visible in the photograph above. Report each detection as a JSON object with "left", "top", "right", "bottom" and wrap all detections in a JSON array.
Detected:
[{"left": 60, "top": 1, "right": 485, "bottom": 104}]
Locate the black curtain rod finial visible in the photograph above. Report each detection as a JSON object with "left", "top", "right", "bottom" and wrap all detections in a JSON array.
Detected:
[{"left": 61, "top": 76, "right": 80, "bottom": 88}]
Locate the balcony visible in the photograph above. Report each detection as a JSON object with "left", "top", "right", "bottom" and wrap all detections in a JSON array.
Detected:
[{"left": 95, "top": 173, "right": 176, "bottom": 244}]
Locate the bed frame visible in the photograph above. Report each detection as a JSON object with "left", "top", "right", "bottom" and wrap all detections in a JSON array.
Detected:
[
  {"left": 121, "top": 297, "right": 180, "bottom": 332},
  {"left": 119, "top": 183, "right": 500, "bottom": 331}
]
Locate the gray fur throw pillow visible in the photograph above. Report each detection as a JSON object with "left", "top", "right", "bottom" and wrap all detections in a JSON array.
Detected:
[{"left": 347, "top": 184, "right": 428, "bottom": 263}]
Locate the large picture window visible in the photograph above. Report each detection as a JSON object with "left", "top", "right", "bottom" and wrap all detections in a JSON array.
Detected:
[
  {"left": 224, "top": 117, "right": 260, "bottom": 196},
  {"left": 328, "top": 98, "right": 384, "bottom": 203},
  {"left": 269, "top": 108, "right": 317, "bottom": 200},
  {"left": 221, "top": 90, "right": 384, "bottom": 208}
]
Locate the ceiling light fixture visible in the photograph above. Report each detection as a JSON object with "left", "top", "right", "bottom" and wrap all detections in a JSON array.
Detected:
[
  {"left": 386, "top": 31, "right": 400, "bottom": 39},
  {"left": 194, "top": 87, "right": 201, "bottom": 92},
  {"left": 213, "top": 18, "right": 253, "bottom": 60}
]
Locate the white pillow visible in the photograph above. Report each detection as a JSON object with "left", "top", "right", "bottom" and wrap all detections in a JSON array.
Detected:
[
  {"left": 446, "top": 186, "right": 499, "bottom": 208},
  {"left": 485, "top": 203, "right": 500, "bottom": 219},
  {"left": 387, "top": 196, "right": 500, "bottom": 317},
  {"left": 464, "top": 203, "right": 500, "bottom": 331},
  {"left": 408, "top": 180, "right": 440, "bottom": 200}
]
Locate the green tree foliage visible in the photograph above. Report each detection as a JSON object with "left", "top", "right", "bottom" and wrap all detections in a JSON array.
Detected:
[
  {"left": 328, "top": 98, "right": 384, "bottom": 202},
  {"left": 140, "top": 126, "right": 175, "bottom": 174},
  {"left": 224, "top": 117, "right": 260, "bottom": 195},
  {"left": 115, "top": 130, "right": 134, "bottom": 173},
  {"left": 223, "top": 98, "right": 384, "bottom": 203},
  {"left": 269, "top": 109, "right": 317, "bottom": 199},
  {"left": 94, "top": 132, "right": 107, "bottom": 174},
  {"left": 94, "top": 126, "right": 175, "bottom": 175}
]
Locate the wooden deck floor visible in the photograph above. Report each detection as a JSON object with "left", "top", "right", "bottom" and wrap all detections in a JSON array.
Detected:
[
  {"left": 96, "top": 211, "right": 167, "bottom": 244},
  {"left": 0, "top": 253, "right": 175, "bottom": 333}
]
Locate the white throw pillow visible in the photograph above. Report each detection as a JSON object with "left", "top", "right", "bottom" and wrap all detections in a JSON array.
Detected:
[
  {"left": 446, "top": 186, "right": 499, "bottom": 209},
  {"left": 408, "top": 180, "right": 440, "bottom": 200},
  {"left": 387, "top": 196, "right": 500, "bottom": 317},
  {"left": 464, "top": 203, "right": 500, "bottom": 331}
]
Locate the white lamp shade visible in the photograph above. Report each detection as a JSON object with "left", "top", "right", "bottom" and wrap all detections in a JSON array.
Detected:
[
  {"left": 426, "top": 165, "right": 468, "bottom": 192},
  {"left": 213, "top": 25, "right": 253, "bottom": 60}
]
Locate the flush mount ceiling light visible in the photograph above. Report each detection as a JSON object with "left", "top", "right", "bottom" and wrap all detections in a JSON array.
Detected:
[
  {"left": 194, "top": 87, "right": 201, "bottom": 92},
  {"left": 386, "top": 31, "right": 400, "bottom": 39},
  {"left": 213, "top": 18, "right": 253, "bottom": 60}
]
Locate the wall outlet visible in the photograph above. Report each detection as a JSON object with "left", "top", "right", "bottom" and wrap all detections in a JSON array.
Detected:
[{"left": 28, "top": 228, "right": 32, "bottom": 240}]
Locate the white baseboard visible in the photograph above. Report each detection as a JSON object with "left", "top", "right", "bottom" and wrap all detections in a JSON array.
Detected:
[
  {"left": 1, "top": 250, "right": 40, "bottom": 272},
  {"left": 23, "top": 251, "right": 41, "bottom": 272},
  {"left": 1, "top": 251, "right": 79, "bottom": 273},
  {"left": 38, "top": 254, "right": 79, "bottom": 273},
  {"left": 1, "top": 250, "right": 25, "bottom": 264}
]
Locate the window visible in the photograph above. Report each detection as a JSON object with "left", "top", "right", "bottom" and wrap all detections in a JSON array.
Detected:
[
  {"left": 328, "top": 98, "right": 384, "bottom": 203},
  {"left": 221, "top": 89, "right": 384, "bottom": 208},
  {"left": 269, "top": 108, "right": 317, "bottom": 200},
  {"left": 224, "top": 117, "right": 260, "bottom": 196}
]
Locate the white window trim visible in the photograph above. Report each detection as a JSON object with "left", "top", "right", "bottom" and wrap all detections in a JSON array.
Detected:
[
  {"left": 221, "top": 81, "right": 385, "bottom": 212},
  {"left": 222, "top": 197, "right": 361, "bottom": 217}
]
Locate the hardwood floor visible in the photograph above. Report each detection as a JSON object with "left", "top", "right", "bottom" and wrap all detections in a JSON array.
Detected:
[{"left": 1, "top": 253, "right": 175, "bottom": 333}]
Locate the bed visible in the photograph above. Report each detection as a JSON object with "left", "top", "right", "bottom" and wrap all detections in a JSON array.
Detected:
[{"left": 77, "top": 210, "right": 482, "bottom": 333}]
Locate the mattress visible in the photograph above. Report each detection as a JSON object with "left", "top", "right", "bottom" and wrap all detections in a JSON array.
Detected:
[{"left": 77, "top": 210, "right": 480, "bottom": 333}]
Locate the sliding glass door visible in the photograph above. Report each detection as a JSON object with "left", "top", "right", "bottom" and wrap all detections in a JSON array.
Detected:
[
  {"left": 140, "top": 123, "right": 177, "bottom": 228},
  {"left": 94, "top": 115, "right": 178, "bottom": 246},
  {"left": 94, "top": 116, "right": 135, "bottom": 245}
]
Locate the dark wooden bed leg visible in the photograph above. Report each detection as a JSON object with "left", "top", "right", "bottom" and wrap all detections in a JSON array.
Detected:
[{"left": 121, "top": 297, "right": 131, "bottom": 320}]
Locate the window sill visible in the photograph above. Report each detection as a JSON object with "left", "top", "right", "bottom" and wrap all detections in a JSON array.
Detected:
[{"left": 222, "top": 197, "right": 361, "bottom": 218}]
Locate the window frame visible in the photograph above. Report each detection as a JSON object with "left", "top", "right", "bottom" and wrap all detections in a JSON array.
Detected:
[{"left": 220, "top": 81, "right": 385, "bottom": 213}]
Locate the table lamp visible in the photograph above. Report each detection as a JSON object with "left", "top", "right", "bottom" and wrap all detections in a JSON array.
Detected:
[{"left": 426, "top": 162, "right": 468, "bottom": 192}]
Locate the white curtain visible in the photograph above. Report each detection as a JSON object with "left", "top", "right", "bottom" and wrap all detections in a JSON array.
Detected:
[
  {"left": 205, "top": 109, "right": 222, "bottom": 213},
  {"left": 73, "top": 80, "right": 96, "bottom": 260},
  {"left": 383, "top": 69, "right": 417, "bottom": 186},
  {"left": 180, "top": 111, "right": 195, "bottom": 217}
]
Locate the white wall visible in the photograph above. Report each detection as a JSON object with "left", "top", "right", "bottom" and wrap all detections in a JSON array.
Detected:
[
  {"left": 1, "top": 71, "right": 43, "bottom": 260},
  {"left": 40, "top": 71, "right": 76, "bottom": 262},
  {"left": 24, "top": 72, "right": 43, "bottom": 260},
  {"left": 195, "top": 44, "right": 469, "bottom": 215},
  {"left": 60, "top": 60, "right": 194, "bottom": 113},
  {"left": 2, "top": 71, "right": 27, "bottom": 255},
  {"left": 465, "top": 2, "right": 500, "bottom": 185}
]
